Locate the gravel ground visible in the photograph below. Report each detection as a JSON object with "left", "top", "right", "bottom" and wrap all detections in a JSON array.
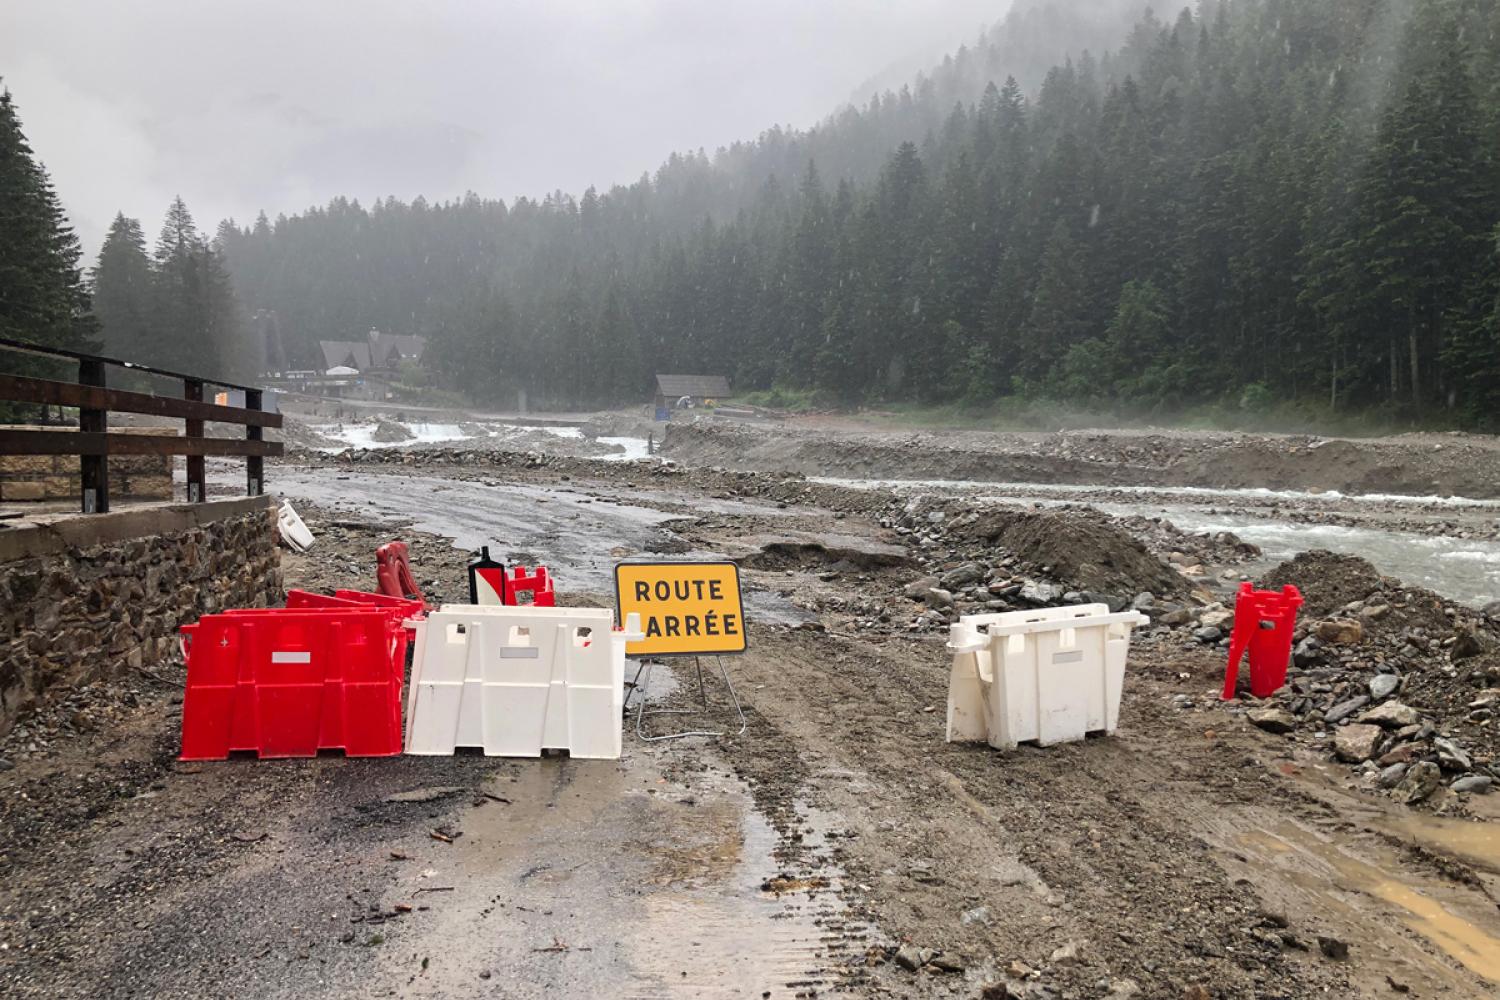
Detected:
[{"left": 3, "top": 424, "right": 1499, "bottom": 999}]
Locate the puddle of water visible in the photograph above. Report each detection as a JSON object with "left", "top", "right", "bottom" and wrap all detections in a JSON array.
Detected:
[
  {"left": 623, "top": 784, "right": 873, "bottom": 999},
  {"left": 1383, "top": 814, "right": 1500, "bottom": 875},
  {"left": 1237, "top": 825, "right": 1500, "bottom": 984},
  {"left": 378, "top": 755, "right": 869, "bottom": 999}
]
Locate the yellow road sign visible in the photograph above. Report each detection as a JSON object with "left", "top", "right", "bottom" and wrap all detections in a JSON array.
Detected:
[{"left": 614, "top": 561, "right": 747, "bottom": 657}]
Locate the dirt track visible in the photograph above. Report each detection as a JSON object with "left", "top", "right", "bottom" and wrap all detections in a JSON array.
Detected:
[
  {"left": 3, "top": 421, "right": 1500, "bottom": 999},
  {"left": 661, "top": 420, "right": 1500, "bottom": 499}
]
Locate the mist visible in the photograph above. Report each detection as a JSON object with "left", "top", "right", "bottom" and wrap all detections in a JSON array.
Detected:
[{"left": 1, "top": 0, "right": 1012, "bottom": 252}]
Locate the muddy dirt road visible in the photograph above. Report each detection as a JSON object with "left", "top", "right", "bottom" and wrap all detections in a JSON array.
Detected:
[{"left": 3, "top": 424, "right": 1500, "bottom": 999}]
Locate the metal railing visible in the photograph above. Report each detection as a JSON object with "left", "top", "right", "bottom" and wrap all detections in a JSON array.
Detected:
[{"left": 0, "top": 336, "right": 283, "bottom": 513}]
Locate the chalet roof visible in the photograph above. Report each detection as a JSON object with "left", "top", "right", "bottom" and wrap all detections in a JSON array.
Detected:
[
  {"left": 655, "top": 374, "right": 730, "bottom": 399},
  {"left": 320, "top": 340, "right": 371, "bottom": 371},
  {"left": 370, "top": 331, "right": 427, "bottom": 364}
]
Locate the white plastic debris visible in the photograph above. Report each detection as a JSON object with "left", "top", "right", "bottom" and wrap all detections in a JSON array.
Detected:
[{"left": 276, "top": 500, "right": 314, "bottom": 553}]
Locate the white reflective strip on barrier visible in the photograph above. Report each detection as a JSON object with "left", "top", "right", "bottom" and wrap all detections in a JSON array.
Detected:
[
  {"left": 405, "top": 606, "right": 642, "bottom": 760},
  {"left": 945, "top": 605, "right": 1146, "bottom": 750}
]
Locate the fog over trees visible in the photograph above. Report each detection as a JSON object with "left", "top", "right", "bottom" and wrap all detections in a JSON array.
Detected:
[{"left": 35, "top": 1, "right": 1500, "bottom": 424}]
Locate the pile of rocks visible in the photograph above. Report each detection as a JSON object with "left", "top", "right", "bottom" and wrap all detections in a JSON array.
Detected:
[
  {"left": 1237, "top": 552, "right": 1498, "bottom": 804},
  {"left": 873, "top": 499, "right": 1234, "bottom": 633}
]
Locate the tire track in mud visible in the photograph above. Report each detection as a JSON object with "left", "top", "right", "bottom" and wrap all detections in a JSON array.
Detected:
[{"left": 712, "top": 629, "right": 1367, "bottom": 998}]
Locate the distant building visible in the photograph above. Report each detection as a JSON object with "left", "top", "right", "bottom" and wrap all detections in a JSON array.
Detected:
[
  {"left": 653, "top": 374, "right": 730, "bottom": 419},
  {"left": 318, "top": 329, "right": 427, "bottom": 375}
]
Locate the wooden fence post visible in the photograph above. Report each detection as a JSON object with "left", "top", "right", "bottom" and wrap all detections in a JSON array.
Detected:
[
  {"left": 245, "top": 388, "right": 264, "bottom": 496},
  {"left": 184, "top": 378, "right": 206, "bottom": 502},
  {"left": 78, "top": 358, "right": 108, "bottom": 513}
]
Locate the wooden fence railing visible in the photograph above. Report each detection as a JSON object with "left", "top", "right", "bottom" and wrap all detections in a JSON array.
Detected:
[{"left": 0, "top": 336, "right": 283, "bottom": 513}]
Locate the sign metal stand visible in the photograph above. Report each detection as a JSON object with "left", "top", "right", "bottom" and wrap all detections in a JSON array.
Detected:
[
  {"left": 614, "top": 561, "right": 749, "bottom": 742},
  {"left": 627, "top": 655, "right": 746, "bottom": 742}
]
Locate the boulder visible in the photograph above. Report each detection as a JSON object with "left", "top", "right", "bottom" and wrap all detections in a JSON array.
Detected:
[
  {"left": 1393, "top": 761, "right": 1442, "bottom": 804},
  {"left": 1323, "top": 695, "right": 1369, "bottom": 725},
  {"left": 1358, "top": 701, "right": 1419, "bottom": 729},
  {"left": 1368, "top": 674, "right": 1400, "bottom": 701},
  {"left": 1199, "top": 608, "right": 1235, "bottom": 630},
  {"left": 1377, "top": 763, "right": 1409, "bottom": 789},
  {"left": 1433, "top": 737, "right": 1472, "bottom": 772},
  {"left": 1450, "top": 628, "right": 1496, "bottom": 662},
  {"left": 1315, "top": 619, "right": 1364, "bottom": 645},
  {"left": 1248, "top": 708, "right": 1297, "bottom": 735},
  {"left": 1193, "top": 626, "right": 1223, "bottom": 644},
  {"left": 903, "top": 577, "right": 939, "bottom": 601},
  {"left": 1293, "top": 636, "right": 1323, "bottom": 667},
  {"left": 939, "top": 562, "right": 986, "bottom": 591},
  {"left": 1333, "top": 723, "right": 1383, "bottom": 763},
  {"left": 1450, "top": 775, "right": 1493, "bottom": 795},
  {"left": 924, "top": 588, "right": 955, "bottom": 609},
  {"left": 1020, "top": 580, "right": 1063, "bottom": 605}
]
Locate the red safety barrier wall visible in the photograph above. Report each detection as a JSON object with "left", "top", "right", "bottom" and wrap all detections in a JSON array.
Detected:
[
  {"left": 335, "top": 589, "right": 425, "bottom": 619},
  {"left": 180, "top": 608, "right": 404, "bottom": 759},
  {"left": 1221, "top": 583, "right": 1304, "bottom": 700},
  {"left": 376, "top": 541, "right": 423, "bottom": 602},
  {"left": 503, "top": 565, "right": 555, "bottom": 607}
]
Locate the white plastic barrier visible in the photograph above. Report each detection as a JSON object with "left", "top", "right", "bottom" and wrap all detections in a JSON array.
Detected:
[
  {"left": 277, "top": 501, "right": 314, "bottom": 552},
  {"left": 404, "top": 605, "right": 643, "bottom": 759},
  {"left": 945, "top": 604, "right": 1148, "bottom": 750}
]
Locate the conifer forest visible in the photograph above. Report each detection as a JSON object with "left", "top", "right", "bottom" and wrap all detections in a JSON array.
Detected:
[{"left": 12, "top": 0, "right": 1500, "bottom": 424}]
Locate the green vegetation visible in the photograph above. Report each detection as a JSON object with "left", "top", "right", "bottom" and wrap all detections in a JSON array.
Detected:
[
  {"left": 0, "top": 85, "right": 96, "bottom": 416},
  {"left": 204, "top": 0, "right": 1500, "bottom": 426},
  {"left": 92, "top": 204, "right": 249, "bottom": 380}
]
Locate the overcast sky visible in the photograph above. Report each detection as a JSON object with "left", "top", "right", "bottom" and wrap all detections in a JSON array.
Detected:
[{"left": 2, "top": 0, "right": 1006, "bottom": 254}]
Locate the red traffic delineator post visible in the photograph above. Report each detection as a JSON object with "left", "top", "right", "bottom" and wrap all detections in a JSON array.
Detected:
[
  {"left": 503, "top": 565, "right": 555, "bottom": 606},
  {"left": 376, "top": 541, "right": 423, "bottom": 603},
  {"left": 180, "top": 608, "right": 406, "bottom": 759},
  {"left": 1220, "top": 583, "right": 1304, "bottom": 700}
]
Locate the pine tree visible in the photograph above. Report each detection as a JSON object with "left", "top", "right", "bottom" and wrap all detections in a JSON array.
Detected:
[
  {"left": 92, "top": 213, "right": 154, "bottom": 359},
  {"left": 0, "top": 86, "right": 97, "bottom": 375}
]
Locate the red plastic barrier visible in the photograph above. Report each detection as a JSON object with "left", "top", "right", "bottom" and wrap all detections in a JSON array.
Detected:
[
  {"left": 503, "top": 565, "right": 555, "bottom": 606},
  {"left": 1220, "top": 583, "right": 1304, "bottom": 700},
  {"left": 285, "top": 589, "right": 363, "bottom": 611},
  {"left": 376, "top": 541, "right": 423, "bottom": 602},
  {"left": 335, "top": 588, "right": 425, "bottom": 619},
  {"left": 180, "top": 608, "right": 405, "bottom": 759}
]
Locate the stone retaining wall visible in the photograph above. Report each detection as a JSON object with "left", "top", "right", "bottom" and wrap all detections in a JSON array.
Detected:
[
  {"left": 0, "top": 425, "right": 174, "bottom": 501},
  {"left": 0, "top": 496, "right": 282, "bottom": 734}
]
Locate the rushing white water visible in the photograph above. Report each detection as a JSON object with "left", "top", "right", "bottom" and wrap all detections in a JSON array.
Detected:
[
  {"left": 811, "top": 476, "right": 1500, "bottom": 510},
  {"left": 314, "top": 422, "right": 472, "bottom": 449},
  {"left": 598, "top": 436, "right": 651, "bottom": 461},
  {"left": 1097, "top": 504, "right": 1500, "bottom": 608},
  {"left": 311, "top": 420, "right": 649, "bottom": 459},
  {"left": 811, "top": 475, "right": 1500, "bottom": 608}
]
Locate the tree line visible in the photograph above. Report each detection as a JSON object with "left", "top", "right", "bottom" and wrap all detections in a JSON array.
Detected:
[
  {"left": 11, "top": 1, "right": 1500, "bottom": 426},
  {"left": 0, "top": 87, "right": 95, "bottom": 414},
  {"left": 1, "top": 82, "right": 247, "bottom": 398},
  {"left": 206, "top": 0, "right": 1500, "bottom": 424}
]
